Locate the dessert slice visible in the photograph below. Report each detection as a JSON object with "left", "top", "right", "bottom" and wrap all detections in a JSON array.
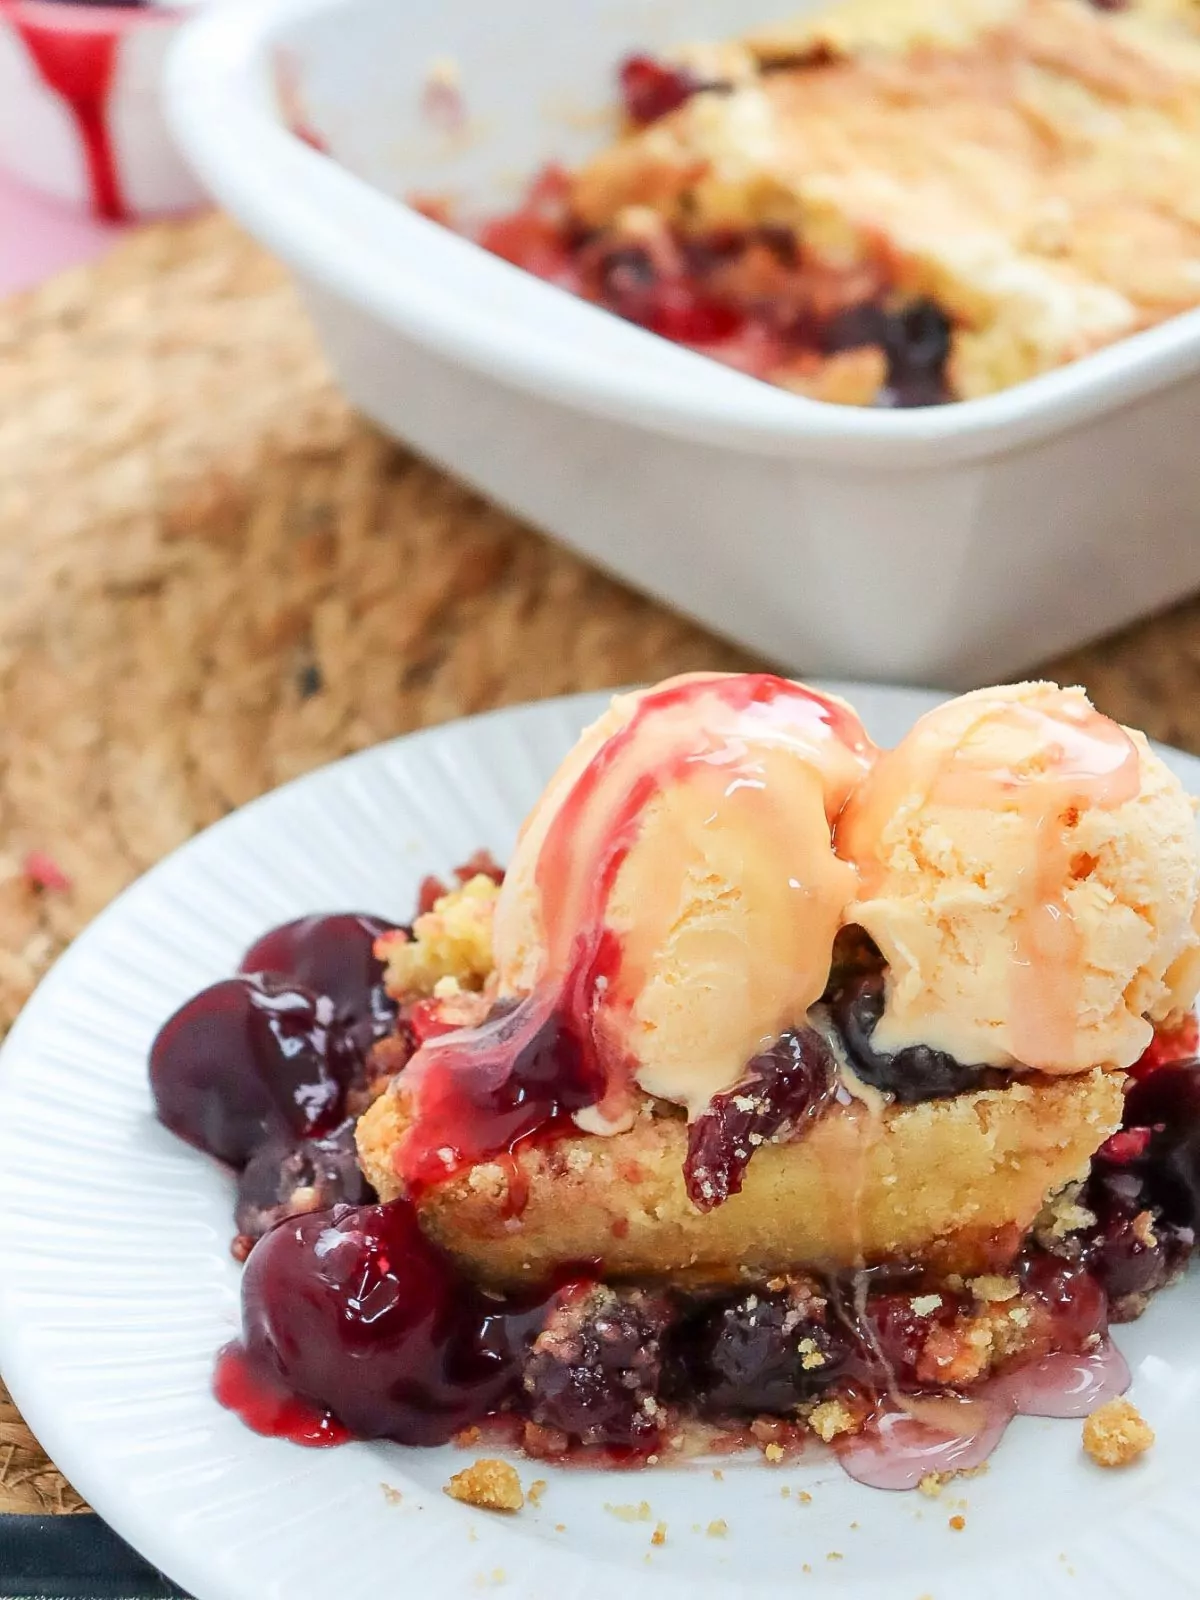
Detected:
[
  {"left": 151, "top": 675, "right": 1200, "bottom": 1483},
  {"left": 441, "top": 0, "right": 1200, "bottom": 405},
  {"left": 357, "top": 679, "right": 1188, "bottom": 1285}
]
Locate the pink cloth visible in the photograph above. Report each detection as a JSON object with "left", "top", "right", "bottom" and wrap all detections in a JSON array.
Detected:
[{"left": 0, "top": 167, "right": 123, "bottom": 296}]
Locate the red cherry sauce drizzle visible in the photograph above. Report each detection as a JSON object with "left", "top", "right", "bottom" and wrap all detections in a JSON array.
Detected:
[
  {"left": 5, "top": 7, "right": 125, "bottom": 220},
  {"left": 393, "top": 940, "right": 617, "bottom": 1202},
  {"left": 395, "top": 675, "right": 867, "bottom": 1199}
]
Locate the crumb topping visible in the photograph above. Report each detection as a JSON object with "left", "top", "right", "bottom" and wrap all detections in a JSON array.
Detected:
[
  {"left": 1082, "top": 1397, "right": 1155, "bottom": 1466},
  {"left": 381, "top": 875, "right": 499, "bottom": 999},
  {"left": 444, "top": 1459, "right": 525, "bottom": 1512}
]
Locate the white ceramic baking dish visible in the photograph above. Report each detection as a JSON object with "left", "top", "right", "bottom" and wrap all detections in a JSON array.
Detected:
[{"left": 166, "top": 0, "right": 1200, "bottom": 685}]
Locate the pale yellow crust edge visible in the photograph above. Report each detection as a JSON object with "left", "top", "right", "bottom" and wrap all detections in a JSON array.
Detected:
[{"left": 356, "top": 1069, "right": 1123, "bottom": 1288}]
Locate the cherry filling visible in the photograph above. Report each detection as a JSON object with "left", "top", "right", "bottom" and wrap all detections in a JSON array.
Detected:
[
  {"left": 151, "top": 887, "right": 1200, "bottom": 1471},
  {"left": 397, "top": 998, "right": 610, "bottom": 1197},
  {"left": 523, "top": 1283, "right": 674, "bottom": 1449},
  {"left": 240, "top": 913, "right": 401, "bottom": 1064},
  {"left": 150, "top": 975, "right": 349, "bottom": 1166},
  {"left": 617, "top": 53, "right": 703, "bottom": 126},
  {"left": 151, "top": 911, "right": 402, "bottom": 1241},
  {"left": 231, "top": 1200, "right": 548, "bottom": 1446},
  {"left": 1082, "top": 1059, "right": 1200, "bottom": 1315},
  {"left": 440, "top": 50, "right": 958, "bottom": 408},
  {"left": 489, "top": 212, "right": 955, "bottom": 407},
  {"left": 674, "top": 1286, "right": 849, "bottom": 1413},
  {"left": 822, "top": 299, "right": 953, "bottom": 408},
  {"left": 684, "top": 1026, "right": 836, "bottom": 1210},
  {"left": 234, "top": 1117, "right": 373, "bottom": 1245}
]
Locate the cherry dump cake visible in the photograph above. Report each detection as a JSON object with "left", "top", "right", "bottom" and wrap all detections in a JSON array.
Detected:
[
  {"left": 152, "top": 676, "right": 1200, "bottom": 1488},
  {"left": 419, "top": 0, "right": 1200, "bottom": 407}
]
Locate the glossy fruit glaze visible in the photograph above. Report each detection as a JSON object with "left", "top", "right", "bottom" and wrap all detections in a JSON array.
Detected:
[
  {"left": 214, "top": 1197, "right": 1141, "bottom": 1468},
  {"left": 447, "top": 157, "right": 954, "bottom": 408},
  {"left": 226, "top": 1200, "right": 550, "bottom": 1447},
  {"left": 150, "top": 911, "right": 401, "bottom": 1238}
]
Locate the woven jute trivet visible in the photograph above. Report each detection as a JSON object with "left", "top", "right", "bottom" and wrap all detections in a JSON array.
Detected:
[{"left": 1, "top": 209, "right": 1199, "bottom": 1512}]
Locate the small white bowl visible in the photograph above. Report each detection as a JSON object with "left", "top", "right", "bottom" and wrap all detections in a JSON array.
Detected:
[
  {"left": 0, "top": 0, "right": 205, "bottom": 219},
  {"left": 165, "top": 0, "right": 1200, "bottom": 685}
]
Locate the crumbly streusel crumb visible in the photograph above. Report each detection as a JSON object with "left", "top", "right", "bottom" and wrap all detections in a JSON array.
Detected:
[
  {"left": 651, "top": 1521, "right": 667, "bottom": 1546},
  {"left": 1082, "top": 1399, "right": 1155, "bottom": 1467},
  {"left": 444, "top": 1459, "right": 524, "bottom": 1512},
  {"left": 917, "top": 1472, "right": 948, "bottom": 1498},
  {"left": 381, "top": 875, "right": 499, "bottom": 999},
  {"left": 527, "top": 1479, "right": 547, "bottom": 1506},
  {"left": 808, "top": 1400, "right": 857, "bottom": 1442},
  {"left": 605, "top": 1501, "right": 652, "bottom": 1522},
  {"left": 706, "top": 1519, "right": 728, "bottom": 1537},
  {"left": 968, "top": 1275, "right": 1019, "bottom": 1303}
]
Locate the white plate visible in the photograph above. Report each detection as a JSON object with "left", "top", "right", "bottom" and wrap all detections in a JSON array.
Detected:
[{"left": 1, "top": 682, "right": 1199, "bottom": 1600}]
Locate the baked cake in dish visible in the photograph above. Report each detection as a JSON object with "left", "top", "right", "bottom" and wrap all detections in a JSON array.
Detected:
[
  {"left": 152, "top": 676, "right": 1200, "bottom": 1487},
  {"left": 421, "top": 0, "right": 1200, "bottom": 406}
]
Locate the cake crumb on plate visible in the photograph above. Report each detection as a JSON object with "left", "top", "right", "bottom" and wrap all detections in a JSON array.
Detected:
[
  {"left": 1083, "top": 1398, "right": 1154, "bottom": 1467},
  {"left": 444, "top": 1459, "right": 524, "bottom": 1512}
]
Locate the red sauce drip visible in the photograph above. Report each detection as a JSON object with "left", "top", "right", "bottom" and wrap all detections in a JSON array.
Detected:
[
  {"left": 213, "top": 1342, "right": 350, "bottom": 1448},
  {"left": 397, "top": 676, "right": 862, "bottom": 1194},
  {"left": 8, "top": 10, "right": 126, "bottom": 221},
  {"left": 397, "top": 937, "right": 619, "bottom": 1198}
]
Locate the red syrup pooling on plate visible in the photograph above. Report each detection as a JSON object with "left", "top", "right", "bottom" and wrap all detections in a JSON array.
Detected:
[
  {"left": 991, "top": 1339, "right": 1131, "bottom": 1419},
  {"left": 213, "top": 1342, "right": 351, "bottom": 1448},
  {"left": 5, "top": 6, "right": 126, "bottom": 220},
  {"left": 394, "top": 674, "right": 871, "bottom": 1197},
  {"left": 835, "top": 1396, "right": 1013, "bottom": 1490}
]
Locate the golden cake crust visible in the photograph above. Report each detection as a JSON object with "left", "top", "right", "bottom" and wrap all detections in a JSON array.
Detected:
[
  {"left": 568, "top": 0, "right": 1200, "bottom": 398},
  {"left": 356, "top": 1068, "right": 1123, "bottom": 1288}
]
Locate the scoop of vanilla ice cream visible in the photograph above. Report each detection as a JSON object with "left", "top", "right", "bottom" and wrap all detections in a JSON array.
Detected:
[
  {"left": 837, "top": 682, "right": 1200, "bottom": 1075},
  {"left": 492, "top": 673, "right": 875, "bottom": 1120}
]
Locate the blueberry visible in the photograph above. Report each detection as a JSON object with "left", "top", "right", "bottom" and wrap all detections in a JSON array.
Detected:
[
  {"left": 830, "top": 969, "right": 989, "bottom": 1101},
  {"left": 674, "top": 1290, "right": 846, "bottom": 1414},
  {"left": 522, "top": 1284, "right": 673, "bottom": 1448}
]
